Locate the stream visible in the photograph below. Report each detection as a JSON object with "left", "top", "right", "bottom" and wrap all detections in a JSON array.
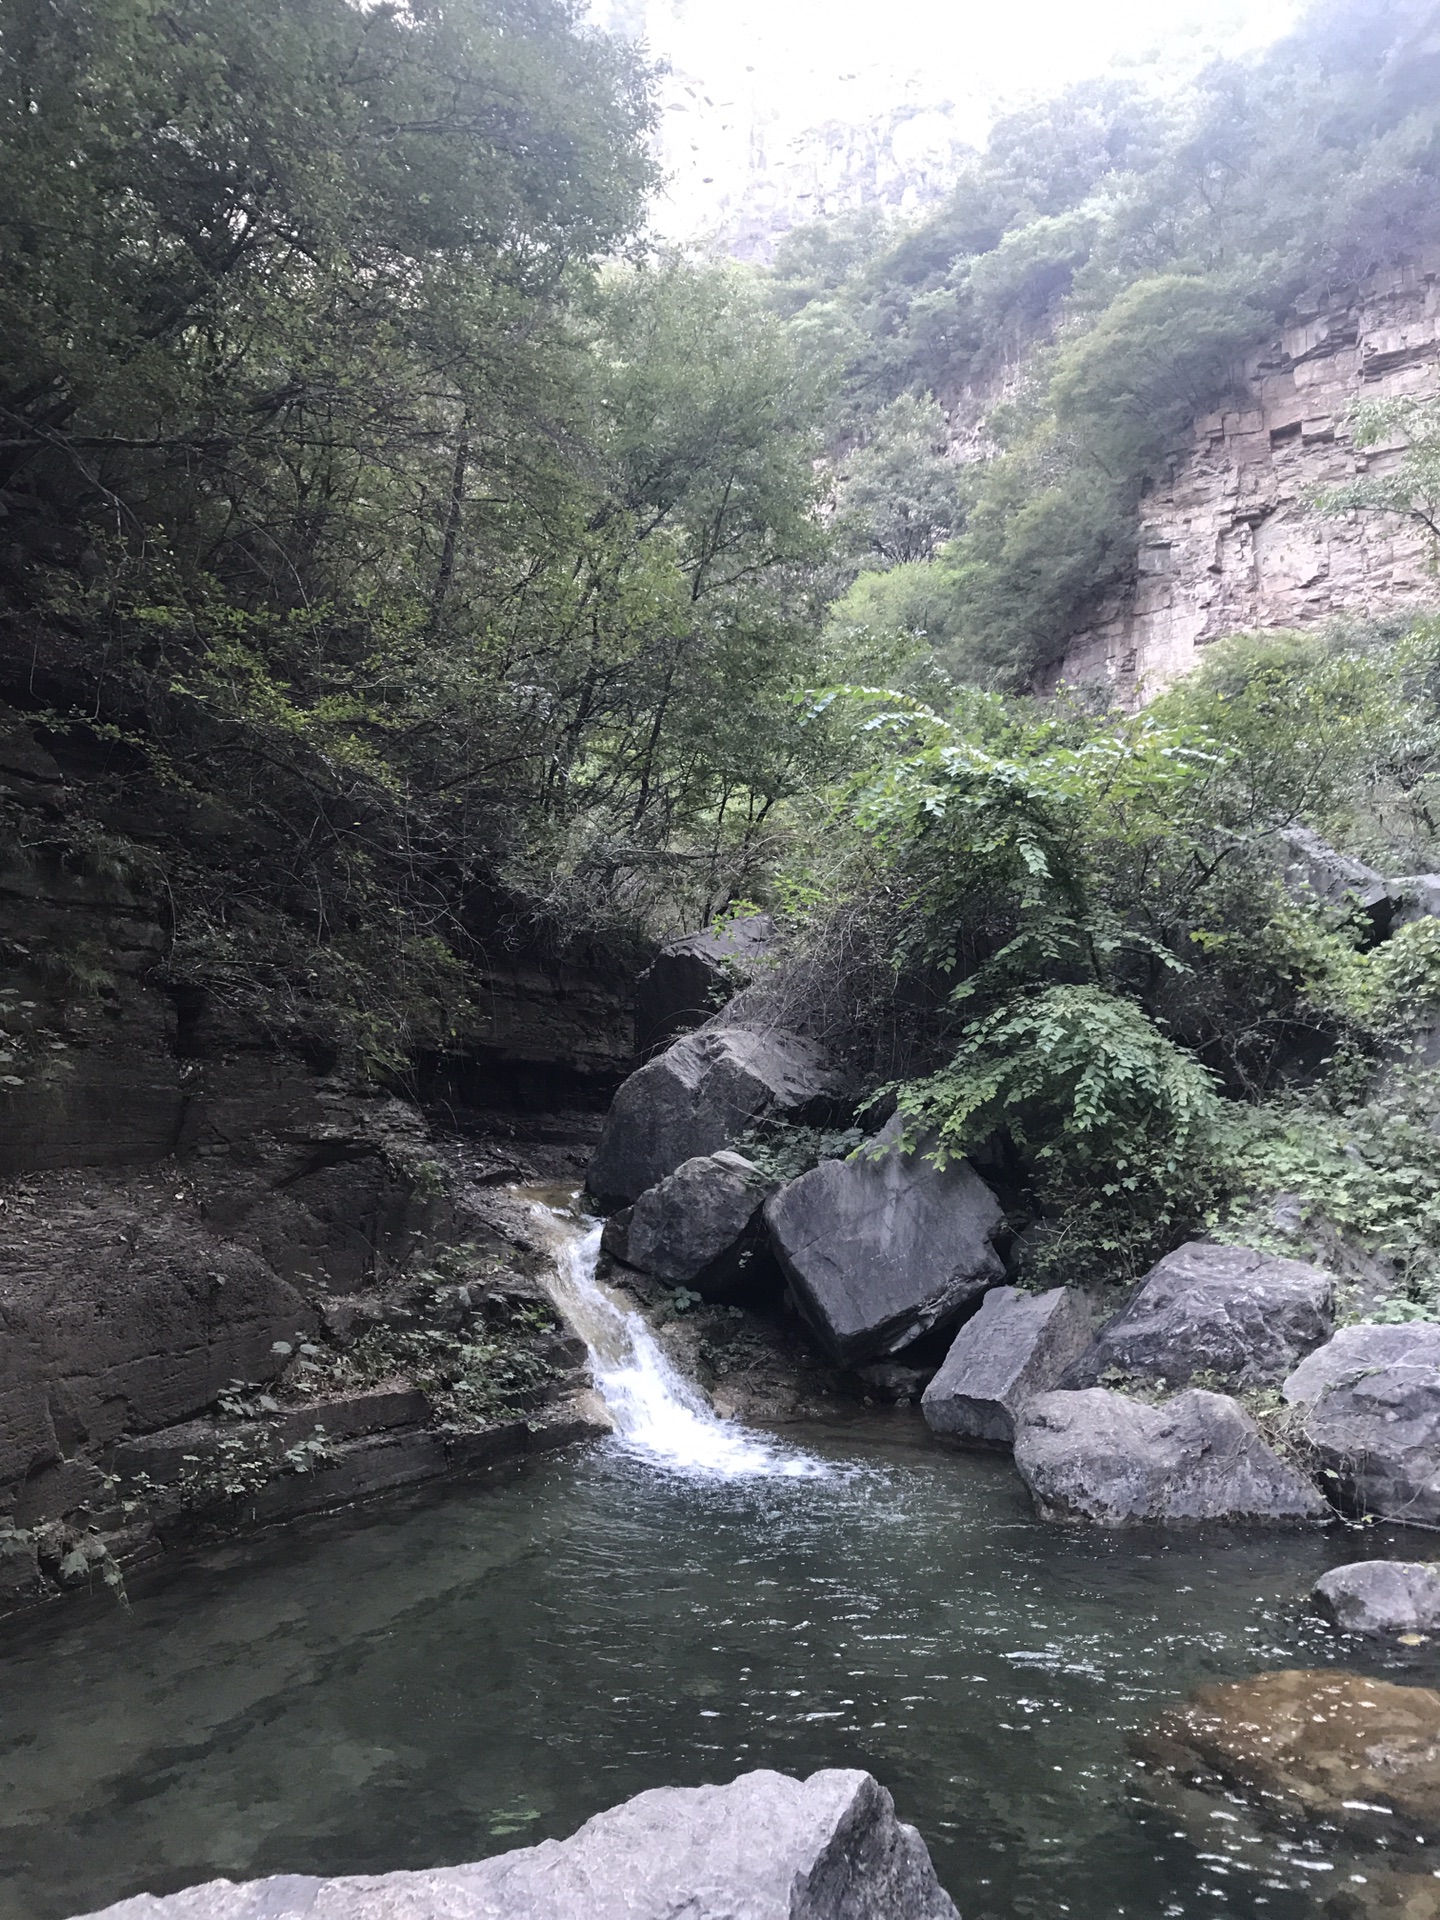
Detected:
[{"left": 2, "top": 1193, "right": 1436, "bottom": 1920}]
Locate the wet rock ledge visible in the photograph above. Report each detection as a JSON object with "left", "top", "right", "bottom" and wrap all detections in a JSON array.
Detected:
[{"left": 72, "top": 1768, "right": 957, "bottom": 1920}]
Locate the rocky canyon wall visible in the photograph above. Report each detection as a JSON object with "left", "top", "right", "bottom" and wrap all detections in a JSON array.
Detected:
[{"left": 1049, "top": 250, "right": 1440, "bottom": 701}]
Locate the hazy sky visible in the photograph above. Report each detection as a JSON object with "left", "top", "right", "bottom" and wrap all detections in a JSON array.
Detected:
[{"left": 596, "top": 0, "right": 1302, "bottom": 240}]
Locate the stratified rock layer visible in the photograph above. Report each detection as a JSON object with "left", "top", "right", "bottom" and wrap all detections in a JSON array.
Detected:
[
  {"left": 764, "top": 1120, "right": 1004, "bottom": 1366},
  {"left": 1063, "top": 1241, "right": 1333, "bottom": 1392},
  {"left": 1313, "top": 1560, "right": 1440, "bottom": 1636},
  {"left": 587, "top": 1026, "right": 842, "bottom": 1206},
  {"left": 71, "top": 1767, "right": 959, "bottom": 1920},
  {"left": 922, "top": 1286, "right": 1091, "bottom": 1446},
  {"left": 1283, "top": 1323, "right": 1440, "bottom": 1524},
  {"left": 1013, "top": 1387, "right": 1329, "bottom": 1526}
]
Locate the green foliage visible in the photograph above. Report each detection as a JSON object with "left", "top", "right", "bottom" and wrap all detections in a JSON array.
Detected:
[
  {"left": 890, "top": 985, "right": 1223, "bottom": 1282},
  {"left": 1313, "top": 394, "right": 1440, "bottom": 548},
  {"left": 733, "top": 1119, "right": 869, "bottom": 1185}
]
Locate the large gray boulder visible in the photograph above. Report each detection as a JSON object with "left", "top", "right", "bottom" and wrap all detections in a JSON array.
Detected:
[
  {"left": 764, "top": 1119, "right": 1005, "bottom": 1367},
  {"left": 1387, "top": 874, "right": 1440, "bottom": 927},
  {"left": 1312, "top": 1560, "right": 1440, "bottom": 1635},
  {"left": 1283, "top": 1322, "right": 1440, "bottom": 1524},
  {"left": 1275, "top": 825, "right": 1393, "bottom": 934},
  {"left": 588, "top": 1026, "right": 842, "bottom": 1207},
  {"left": 1062, "top": 1241, "right": 1333, "bottom": 1392},
  {"left": 1013, "top": 1387, "right": 1329, "bottom": 1526},
  {"left": 71, "top": 1767, "right": 958, "bottom": 1920},
  {"left": 922, "top": 1286, "right": 1091, "bottom": 1446},
  {"left": 610, "top": 1150, "right": 778, "bottom": 1301},
  {"left": 637, "top": 915, "right": 774, "bottom": 1055}
]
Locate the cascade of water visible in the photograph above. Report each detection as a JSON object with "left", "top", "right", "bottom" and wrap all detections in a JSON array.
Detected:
[{"left": 530, "top": 1200, "right": 827, "bottom": 1481}]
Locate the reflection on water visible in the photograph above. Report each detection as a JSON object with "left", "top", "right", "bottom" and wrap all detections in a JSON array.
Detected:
[{"left": 4, "top": 1417, "right": 1436, "bottom": 1920}]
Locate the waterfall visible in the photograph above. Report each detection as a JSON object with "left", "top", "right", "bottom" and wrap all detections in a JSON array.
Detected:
[{"left": 529, "top": 1199, "right": 827, "bottom": 1481}]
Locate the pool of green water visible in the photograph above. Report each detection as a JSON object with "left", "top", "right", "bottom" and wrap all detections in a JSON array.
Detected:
[{"left": 1, "top": 1417, "right": 1433, "bottom": 1920}]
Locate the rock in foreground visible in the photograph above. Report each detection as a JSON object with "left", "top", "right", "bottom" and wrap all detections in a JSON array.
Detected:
[
  {"left": 1013, "top": 1387, "right": 1329, "bottom": 1526},
  {"left": 1313, "top": 1560, "right": 1440, "bottom": 1636},
  {"left": 612, "top": 1150, "right": 778, "bottom": 1301},
  {"left": 72, "top": 1767, "right": 959, "bottom": 1920},
  {"left": 1062, "top": 1241, "right": 1333, "bottom": 1392},
  {"left": 587, "top": 1026, "right": 841, "bottom": 1206},
  {"left": 922, "top": 1286, "right": 1091, "bottom": 1446},
  {"left": 1134, "top": 1668, "right": 1440, "bottom": 1832},
  {"left": 1283, "top": 1323, "right": 1440, "bottom": 1524},
  {"left": 765, "top": 1119, "right": 1004, "bottom": 1367}
]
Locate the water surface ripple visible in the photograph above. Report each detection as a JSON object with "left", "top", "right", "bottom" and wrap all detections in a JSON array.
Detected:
[{"left": 2, "top": 1417, "right": 1436, "bottom": 1920}]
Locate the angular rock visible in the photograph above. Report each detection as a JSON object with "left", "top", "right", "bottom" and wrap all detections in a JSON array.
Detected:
[
  {"left": 0, "top": 1525, "right": 41, "bottom": 1599},
  {"left": 764, "top": 1119, "right": 1004, "bottom": 1367},
  {"left": 1387, "top": 875, "right": 1440, "bottom": 928},
  {"left": 637, "top": 914, "right": 775, "bottom": 1055},
  {"left": 1275, "top": 825, "right": 1393, "bottom": 934},
  {"left": 72, "top": 1767, "right": 958, "bottom": 1920},
  {"left": 1313, "top": 1560, "right": 1440, "bottom": 1636},
  {"left": 923, "top": 1286, "right": 1092, "bottom": 1446},
  {"left": 587, "top": 1026, "right": 842, "bottom": 1207},
  {"left": 1063, "top": 1241, "right": 1334, "bottom": 1392},
  {"left": 1283, "top": 1323, "right": 1440, "bottom": 1524},
  {"left": 1013, "top": 1387, "right": 1329, "bottom": 1526},
  {"left": 616, "top": 1151, "right": 778, "bottom": 1301},
  {"left": 1133, "top": 1668, "right": 1440, "bottom": 1833}
]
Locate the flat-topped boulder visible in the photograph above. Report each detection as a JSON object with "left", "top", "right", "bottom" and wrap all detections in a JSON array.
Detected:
[
  {"left": 764, "top": 1119, "right": 1004, "bottom": 1367},
  {"left": 1013, "top": 1387, "right": 1329, "bottom": 1526},
  {"left": 922, "top": 1286, "right": 1091, "bottom": 1446},
  {"left": 610, "top": 1150, "right": 778, "bottom": 1302},
  {"left": 1313, "top": 1560, "right": 1440, "bottom": 1636},
  {"left": 636, "top": 914, "right": 775, "bottom": 1054},
  {"left": 72, "top": 1767, "right": 959, "bottom": 1920},
  {"left": 1283, "top": 1323, "right": 1440, "bottom": 1524},
  {"left": 587, "top": 1026, "right": 842, "bottom": 1207},
  {"left": 1062, "top": 1241, "right": 1333, "bottom": 1392}
]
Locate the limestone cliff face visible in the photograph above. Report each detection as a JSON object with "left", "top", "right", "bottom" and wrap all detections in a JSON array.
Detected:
[{"left": 1051, "top": 252, "right": 1440, "bottom": 701}]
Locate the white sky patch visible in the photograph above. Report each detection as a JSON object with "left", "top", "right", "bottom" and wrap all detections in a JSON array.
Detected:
[{"left": 591, "top": 0, "right": 1301, "bottom": 250}]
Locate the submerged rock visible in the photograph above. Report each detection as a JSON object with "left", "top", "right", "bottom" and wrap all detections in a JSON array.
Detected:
[
  {"left": 73, "top": 1766, "right": 959, "bottom": 1920},
  {"left": 612, "top": 1150, "right": 778, "bottom": 1302},
  {"left": 1134, "top": 1668, "right": 1440, "bottom": 1833},
  {"left": 1313, "top": 1560, "right": 1440, "bottom": 1636},
  {"left": 1013, "top": 1387, "right": 1329, "bottom": 1526},
  {"left": 1062, "top": 1241, "right": 1333, "bottom": 1392},
  {"left": 587, "top": 1026, "right": 842, "bottom": 1207},
  {"left": 764, "top": 1119, "right": 1004, "bottom": 1367},
  {"left": 1283, "top": 1323, "right": 1440, "bottom": 1524},
  {"left": 922, "top": 1286, "right": 1091, "bottom": 1446},
  {"left": 636, "top": 914, "right": 774, "bottom": 1054}
]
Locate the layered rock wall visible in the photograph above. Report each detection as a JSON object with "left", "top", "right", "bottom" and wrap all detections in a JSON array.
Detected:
[{"left": 1052, "top": 250, "right": 1440, "bottom": 700}]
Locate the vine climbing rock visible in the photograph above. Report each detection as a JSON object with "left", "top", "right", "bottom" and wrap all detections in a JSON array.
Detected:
[
  {"left": 1061, "top": 1241, "right": 1334, "bottom": 1393},
  {"left": 1283, "top": 1323, "right": 1440, "bottom": 1524},
  {"left": 922, "top": 1286, "right": 1092, "bottom": 1446},
  {"left": 586, "top": 1025, "right": 843, "bottom": 1207},
  {"left": 1312, "top": 1560, "right": 1440, "bottom": 1635},
  {"left": 71, "top": 1767, "right": 960, "bottom": 1919},
  {"left": 1013, "top": 1387, "right": 1330, "bottom": 1526},
  {"left": 764, "top": 1117, "right": 1005, "bottom": 1368},
  {"left": 636, "top": 914, "right": 775, "bottom": 1054}
]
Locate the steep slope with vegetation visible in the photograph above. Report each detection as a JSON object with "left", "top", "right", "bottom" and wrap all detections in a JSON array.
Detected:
[{"left": 776, "top": 0, "right": 1440, "bottom": 686}]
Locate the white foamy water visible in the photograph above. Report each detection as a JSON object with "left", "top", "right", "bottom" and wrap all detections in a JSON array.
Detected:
[{"left": 531, "top": 1203, "right": 828, "bottom": 1481}]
